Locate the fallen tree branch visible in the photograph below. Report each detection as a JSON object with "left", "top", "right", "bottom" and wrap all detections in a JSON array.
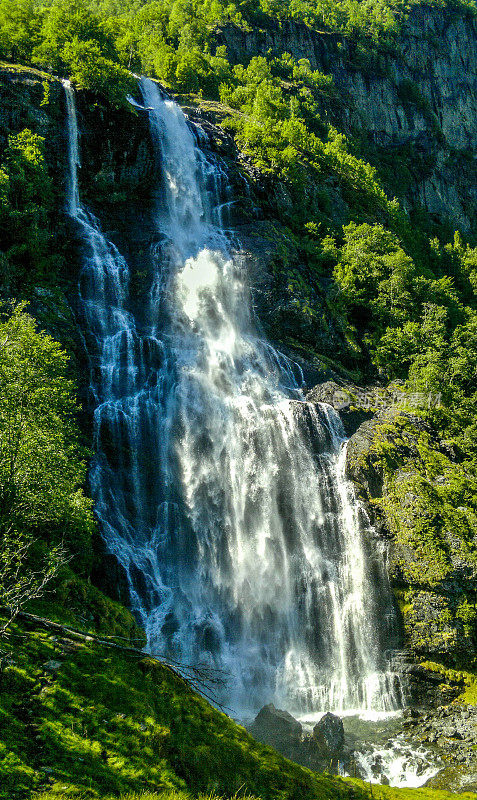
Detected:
[{"left": 2, "top": 609, "right": 232, "bottom": 713}]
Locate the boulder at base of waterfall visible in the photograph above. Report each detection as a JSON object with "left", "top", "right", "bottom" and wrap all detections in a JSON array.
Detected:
[
  {"left": 313, "top": 712, "right": 345, "bottom": 754},
  {"left": 248, "top": 704, "right": 303, "bottom": 750},
  {"left": 247, "top": 705, "right": 352, "bottom": 776}
]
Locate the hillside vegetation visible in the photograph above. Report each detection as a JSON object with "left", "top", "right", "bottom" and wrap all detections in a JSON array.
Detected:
[
  {"left": 1, "top": 0, "right": 477, "bottom": 795},
  {"left": 1, "top": 613, "right": 477, "bottom": 800}
]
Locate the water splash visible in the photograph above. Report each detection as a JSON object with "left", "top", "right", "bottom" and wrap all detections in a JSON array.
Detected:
[
  {"left": 64, "top": 76, "right": 405, "bottom": 715},
  {"left": 354, "top": 737, "right": 440, "bottom": 788}
]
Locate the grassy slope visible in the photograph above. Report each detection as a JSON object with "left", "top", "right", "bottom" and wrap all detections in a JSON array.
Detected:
[
  {"left": 0, "top": 615, "right": 365, "bottom": 800},
  {"left": 1, "top": 615, "right": 476, "bottom": 800}
]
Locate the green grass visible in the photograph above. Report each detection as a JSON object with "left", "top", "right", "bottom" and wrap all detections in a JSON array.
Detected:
[
  {"left": 2, "top": 615, "right": 476, "bottom": 800},
  {"left": 33, "top": 793, "right": 255, "bottom": 800},
  {"left": 33, "top": 793, "right": 265, "bottom": 800},
  {"left": 348, "top": 782, "right": 477, "bottom": 800},
  {"left": 0, "top": 616, "right": 367, "bottom": 800},
  {"left": 31, "top": 784, "right": 477, "bottom": 800}
]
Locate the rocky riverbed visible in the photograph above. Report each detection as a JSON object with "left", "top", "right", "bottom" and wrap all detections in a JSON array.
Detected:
[
  {"left": 245, "top": 701, "right": 477, "bottom": 790},
  {"left": 403, "top": 704, "right": 477, "bottom": 791}
]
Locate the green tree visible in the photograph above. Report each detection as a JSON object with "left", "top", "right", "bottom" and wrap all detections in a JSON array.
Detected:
[
  {"left": 33, "top": 0, "right": 115, "bottom": 72},
  {"left": 375, "top": 303, "right": 449, "bottom": 385},
  {"left": 0, "top": 306, "right": 94, "bottom": 579},
  {"left": 448, "top": 316, "right": 477, "bottom": 397},
  {"left": 61, "top": 37, "right": 135, "bottom": 103},
  {"left": 334, "top": 222, "right": 417, "bottom": 329},
  {"left": 0, "top": 0, "right": 42, "bottom": 63},
  {"left": 406, "top": 303, "right": 449, "bottom": 394},
  {"left": 373, "top": 319, "right": 421, "bottom": 378}
]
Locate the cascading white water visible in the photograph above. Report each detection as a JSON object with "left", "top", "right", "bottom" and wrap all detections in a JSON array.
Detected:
[
  {"left": 64, "top": 76, "right": 405, "bottom": 715},
  {"left": 63, "top": 80, "right": 80, "bottom": 215},
  {"left": 354, "top": 737, "right": 440, "bottom": 789}
]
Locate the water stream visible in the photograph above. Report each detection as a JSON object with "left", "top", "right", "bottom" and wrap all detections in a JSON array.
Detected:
[{"left": 64, "top": 76, "right": 405, "bottom": 719}]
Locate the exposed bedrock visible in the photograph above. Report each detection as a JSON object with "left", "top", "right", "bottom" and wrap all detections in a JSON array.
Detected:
[{"left": 216, "top": 4, "right": 477, "bottom": 232}]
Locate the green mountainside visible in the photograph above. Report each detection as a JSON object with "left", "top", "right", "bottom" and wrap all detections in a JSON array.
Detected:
[{"left": 1, "top": 1, "right": 477, "bottom": 797}]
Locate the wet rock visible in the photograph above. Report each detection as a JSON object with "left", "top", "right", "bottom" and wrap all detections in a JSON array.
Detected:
[
  {"left": 43, "top": 660, "right": 62, "bottom": 673},
  {"left": 403, "top": 707, "right": 421, "bottom": 719},
  {"left": 313, "top": 711, "right": 345, "bottom": 754},
  {"left": 343, "top": 401, "right": 477, "bottom": 675},
  {"left": 306, "top": 381, "right": 374, "bottom": 437},
  {"left": 408, "top": 702, "right": 477, "bottom": 781},
  {"left": 92, "top": 550, "right": 132, "bottom": 606},
  {"left": 288, "top": 399, "right": 334, "bottom": 453},
  {"left": 248, "top": 704, "right": 303, "bottom": 750},
  {"left": 426, "top": 764, "right": 477, "bottom": 792},
  {"left": 77, "top": 88, "right": 157, "bottom": 208}
]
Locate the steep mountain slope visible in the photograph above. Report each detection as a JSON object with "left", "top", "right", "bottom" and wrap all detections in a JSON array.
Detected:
[
  {"left": 218, "top": 2, "right": 477, "bottom": 232},
  {"left": 1, "top": 1, "right": 477, "bottom": 794},
  {"left": 1, "top": 612, "right": 476, "bottom": 800}
]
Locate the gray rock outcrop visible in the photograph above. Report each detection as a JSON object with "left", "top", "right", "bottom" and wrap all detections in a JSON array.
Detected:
[
  {"left": 217, "top": 4, "right": 477, "bottom": 231},
  {"left": 313, "top": 711, "right": 345, "bottom": 754}
]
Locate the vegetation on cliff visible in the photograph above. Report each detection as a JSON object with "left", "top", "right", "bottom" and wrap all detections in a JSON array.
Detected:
[
  {"left": 346, "top": 408, "right": 477, "bottom": 668},
  {"left": 1, "top": 0, "right": 477, "bottom": 648},
  {"left": 1, "top": 0, "right": 477, "bottom": 793},
  {"left": 0, "top": 124, "right": 60, "bottom": 296}
]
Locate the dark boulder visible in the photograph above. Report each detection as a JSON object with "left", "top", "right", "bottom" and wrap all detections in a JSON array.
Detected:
[
  {"left": 313, "top": 711, "right": 345, "bottom": 754},
  {"left": 249, "top": 704, "right": 303, "bottom": 749},
  {"left": 247, "top": 705, "right": 350, "bottom": 775}
]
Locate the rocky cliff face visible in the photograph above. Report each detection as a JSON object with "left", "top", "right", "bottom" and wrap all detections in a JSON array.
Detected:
[
  {"left": 304, "top": 376, "right": 477, "bottom": 698},
  {"left": 2, "top": 4, "right": 476, "bottom": 695},
  {"left": 341, "top": 396, "right": 477, "bottom": 687},
  {"left": 217, "top": 3, "right": 477, "bottom": 232}
]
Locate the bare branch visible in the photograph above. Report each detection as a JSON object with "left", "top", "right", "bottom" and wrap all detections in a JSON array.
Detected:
[
  {"left": 0, "top": 538, "right": 69, "bottom": 637},
  {"left": 4, "top": 611, "right": 233, "bottom": 713}
]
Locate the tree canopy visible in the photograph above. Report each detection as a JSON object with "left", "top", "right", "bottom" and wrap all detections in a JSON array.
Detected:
[{"left": 0, "top": 306, "right": 94, "bottom": 627}]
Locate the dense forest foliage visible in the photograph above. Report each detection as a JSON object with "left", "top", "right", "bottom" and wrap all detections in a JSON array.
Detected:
[{"left": 1, "top": 0, "right": 476, "bottom": 97}]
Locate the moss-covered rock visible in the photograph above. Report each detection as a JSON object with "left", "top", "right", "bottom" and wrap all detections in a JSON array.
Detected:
[
  {"left": 343, "top": 407, "right": 477, "bottom": 673},
  {"left": 28, "top": 569, "right": 146, "bottom": 646}
]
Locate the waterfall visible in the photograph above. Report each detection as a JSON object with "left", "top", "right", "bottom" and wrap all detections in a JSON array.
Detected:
[
  {"left": 63, "top": 80, "right": 80, "bottom": 215},
  {"left": 64, "top": 77, "right": 404, "bottom": 715}
]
